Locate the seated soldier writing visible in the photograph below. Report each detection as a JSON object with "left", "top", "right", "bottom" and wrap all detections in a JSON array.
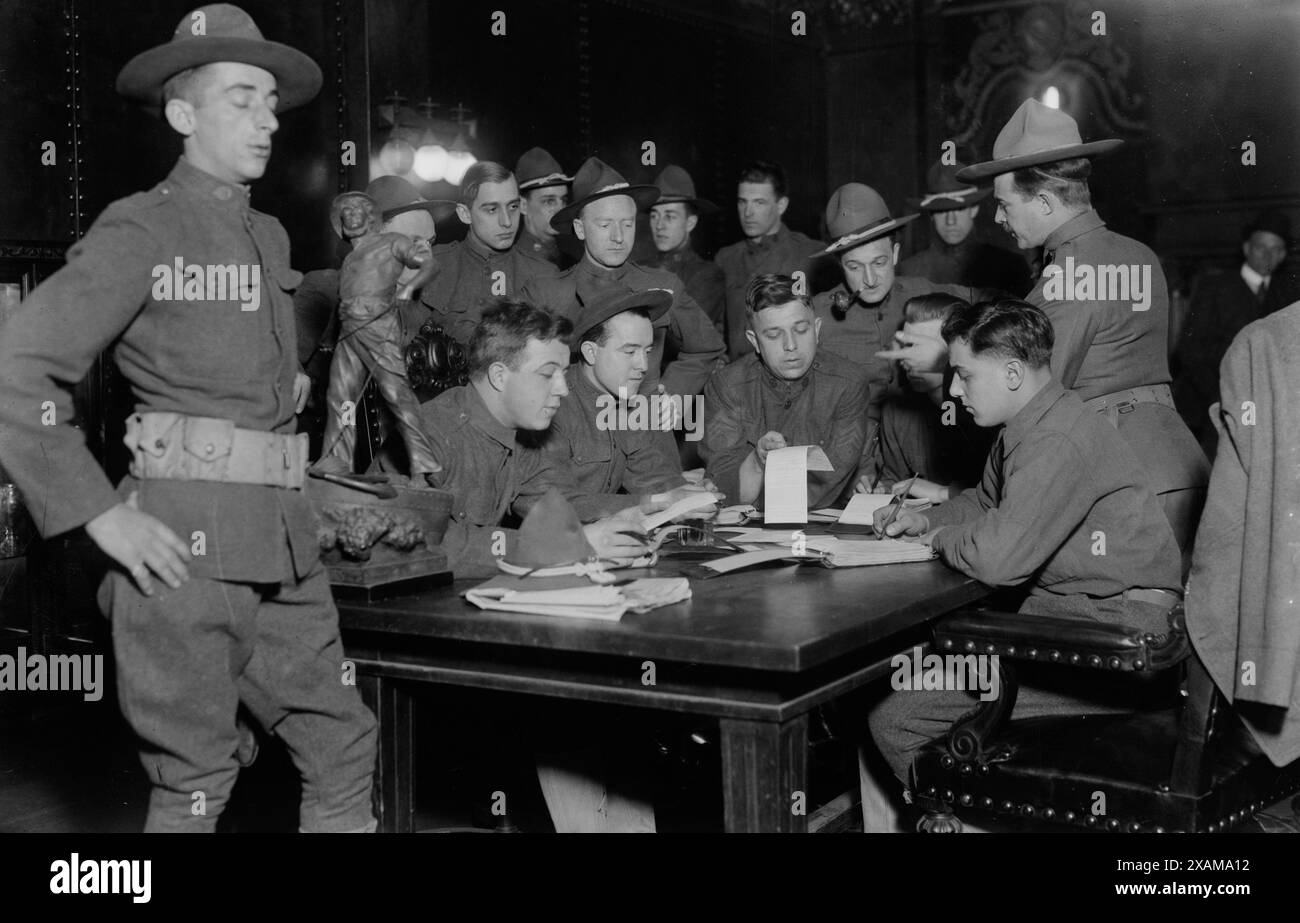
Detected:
[
  {"left": 869, "top": 294, "right": 996, "bottom": 499},
  {"left": 864, "top": 299, "right": 1184, "bottom": 818},
  {"left": 702, "top": 274, "right": 869, "bottom": 509},
  {"left": 419, "top": 299, "right": 672, "bottom": 578},
  {"left": 540, "top": 287, "right": 718, "bottom": 506}
]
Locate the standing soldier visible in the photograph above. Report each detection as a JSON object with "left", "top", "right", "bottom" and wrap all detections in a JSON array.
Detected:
[
  {"left": 644, "top": 165, "right": 726, "bottom": 336},
  {"left": 714, "top": 161, "right": 824, "bottom": 360},
  {"left": 958, "top": 99, "right": 1210, "bottom": 550},
  {"left": 521, "top": 157, "right": 725, "bottom": 401},
  {"left": 417, "top": 161, "right": 558, "bottom": 348},
  {"left": 0, "top": 4, "right": 377, "bottom": 832},
  {"left": 514, "top": 146, "right": 573, "bottom": 269},
  {"left": 899, "top": 159, "right": 1031, "bottom": 295}
]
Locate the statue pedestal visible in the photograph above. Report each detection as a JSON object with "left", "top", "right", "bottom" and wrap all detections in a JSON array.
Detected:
[{"left": 307, "top": 476, "right": 455, "bottom": 598}]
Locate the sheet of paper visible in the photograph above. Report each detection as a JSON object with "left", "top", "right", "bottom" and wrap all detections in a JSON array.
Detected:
[
  {"left": 643, "top": 491, "right": 718, "bottom": 531},
  {"left": 763, "top": 445, "right": 834, "bottom": 524},
  {"left": 839, "top": 493, "right": 895, "bottom": 525}
]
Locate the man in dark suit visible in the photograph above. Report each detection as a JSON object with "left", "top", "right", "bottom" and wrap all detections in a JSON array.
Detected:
[{"left": 1173, "top": 209, "right": 1294, "bottom": 454}]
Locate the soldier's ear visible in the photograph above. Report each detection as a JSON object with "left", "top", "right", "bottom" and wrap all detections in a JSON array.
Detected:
[
  {"left": 487, "top": 360, "right": 510, "bottom": 391},
  {"left": 164, "top": 98, "right": 196, "bottom": 137},
  {"left": 891, "top": 242, "right": 900, "bottom": 266},
  {"left": 573, "top": 219, "right": 586, "bottom": 241},
  {"left": 813, "top": 316, "right": 823, "bottom": 343},
  {"left": 455, "top": 204, "right": 472, "bottom": 226},
  {"left": 776, "top": 196, "right": 789, "bottom": 217},
  {"left": 580, "top": 341, "right": 598, "bottom": 365},
  {"left": 745, "top": 328, "right": 759, "bottom": 354},
  {"left": 686, "top": 214, "right": 699, "bottom": 234}
]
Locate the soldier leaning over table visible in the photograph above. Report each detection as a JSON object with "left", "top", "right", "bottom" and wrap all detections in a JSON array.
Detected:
[{"left": 0, "top": 4, "right": 376, "bottom": 832}]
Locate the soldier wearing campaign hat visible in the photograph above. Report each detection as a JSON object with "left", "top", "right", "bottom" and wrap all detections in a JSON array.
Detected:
[
  {"left": 962, "top": 98, "right": 1208, "bottom": 550},
  {"left": 514, "top": 146, "right": 573, "bottom": 268},
  {"left": 898, "top": 159, "right": 1031, "bottom": 294},
  {"left": 810, "top": 183, "right": 973, "bottom": 484},
  {"left": 644, "top": 165, "right": 726, "bottom": 334},
  {"left": 520, "top": 157, "right": 725, "bottom": 403},
  {"left": 0, "top": 4, "right": 378, "bottom": 832}
]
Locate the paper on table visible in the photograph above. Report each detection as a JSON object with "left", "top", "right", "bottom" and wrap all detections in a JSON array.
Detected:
[
  {"left": 763, "top": 445, "right": 833, "bottom": 524},
  {"left": 465, "top": 577, "right": 691, "bottom": 620},
  {"left": 838, "top": 493, "right": 895, "bottom": 525},
  {"left": 643, "top": 491, "right": 719, "bottom": 531}
]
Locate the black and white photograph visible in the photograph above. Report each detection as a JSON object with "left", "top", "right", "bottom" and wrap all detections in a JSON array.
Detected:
[{"left": 0, "top": 0, "right": 1296, "bottom": 896}]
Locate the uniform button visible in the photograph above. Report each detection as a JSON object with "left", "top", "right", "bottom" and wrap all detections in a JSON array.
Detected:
[
  {"left": 457, "top": 511, "right": 467, "bottom": 521},
  {"left": 204, "top": 443, "right": 215, "bottom": 454},
  {"left": 214, "top": 187, "right": 232, "bottom": 201}
]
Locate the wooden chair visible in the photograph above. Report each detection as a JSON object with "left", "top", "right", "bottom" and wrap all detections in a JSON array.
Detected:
[{"left": 909, "top": 603, "right": 1300, "bottom": 832}]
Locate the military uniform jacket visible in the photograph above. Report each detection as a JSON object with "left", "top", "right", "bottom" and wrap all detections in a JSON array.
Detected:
[
  {"left": 646, "top": 245, "right": 726, "bottom": 333},
  {"left": 898, "top": 236, "right": 1032, "bottom": 296},
  {"left": 540, "top": 368, "right": 686, "bottom": 501},
  {"left": 417, "top": 232, "right": 558, "bottom": 347},
  {"left": 515, "top": 226, "right": 566, "bottom": 269},
  {"left": 702, "top": 351, "right": 869, "bottom": 510},
  {"left": 1028, "top": 210, "right": 1208, "bottom": 494},
  {"left": 0, "top": 157, "right": 316, "bottom": 583},
  {"left": 812, "top": 275, "right": 973, "bottom": 420},
  {"left": 929, "top": 381, "right": 1183, "bottom": 606},
  {"left": 420, "top": 384, "right": 632, "bottom": 578},
  {"left": 715, "top": 223, "right": 824, "bottom": 359},
  {"left": 520, "top": 257, "right": 726, "bottom": 398}
]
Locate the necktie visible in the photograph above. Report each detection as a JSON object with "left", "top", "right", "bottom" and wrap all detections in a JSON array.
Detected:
[{"left": 1257, "top": 276, "right": 1269, "bottom": 306}]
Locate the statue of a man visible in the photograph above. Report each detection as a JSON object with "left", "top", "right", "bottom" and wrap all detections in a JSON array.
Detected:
[{"left": 314, "top": 191, "right": 443, "bottom": 484}]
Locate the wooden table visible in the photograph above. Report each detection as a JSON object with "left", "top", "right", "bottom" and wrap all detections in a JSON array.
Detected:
[{"left": 338, "top": 556, "right": 987, "bottom": 832}]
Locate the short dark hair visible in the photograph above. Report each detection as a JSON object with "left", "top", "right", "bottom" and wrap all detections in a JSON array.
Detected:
[
  {"left": 941, "top": 298, "right": 1054, "bottom": 369},
  {"left": 904, "top": 293, "right": 969, "bottom": 325},
  {"left": 745, "top": 273, "right": 809, "bottom": 319},
  {"left": 651, "top": 200, "right": 698, "bottom": 220},
  {"left": 738, "top": 161, "right": 787, "bottom": 199},
  {"left": 459, "top": 161, "right": 515, "bottom": 207},
  {"left": 468, "top": 299, "right": 572, "bottom": 377},
  {"left": 581, "top": 307, "right": 653, "bottom": 351},
  {"left": 1009, "top": 158, "right": 1092, "bottom": 209}
]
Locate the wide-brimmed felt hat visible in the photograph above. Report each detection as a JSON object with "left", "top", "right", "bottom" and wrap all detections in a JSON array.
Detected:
[
  {"left": 551, "top": 157, "right": 660, "bottom": 231},
  {"left": 501, "top": 489, "right": 599, "bottom": 571},
  {"left": 817, "top": 183, "right": 919, "bottom": 257},
  {"left": 516, "top": 147, "right": 573, "bottom": 193},
  {"left": 649, "top": 165, "right": 717, "bottom": 215},
  {"left": 908, "top": 160, "right": 992, "bottom": 212},
  {"left": 957, "top": 99, "right": 1123, "bottom": 183},
  {"left": 573, "top": 287, "right": 673, "bottom": 344},
  {"left": 116, "top": 4, "right": 322, "bottom": 114},
  {"left": 329, "top": 191, "right": 376, "bottom": 239},
  {"left": 364, "top": 176, "right": 457, "bottom": 224}
]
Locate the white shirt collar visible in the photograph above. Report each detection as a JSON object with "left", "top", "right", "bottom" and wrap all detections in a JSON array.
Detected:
[{"left": 1241, "top": 262, "right": 1269, "bottom": 293}]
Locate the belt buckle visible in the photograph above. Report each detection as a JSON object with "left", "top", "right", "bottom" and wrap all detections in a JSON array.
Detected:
[{"left": 1116, "top": 400, "right": 1137, "bottom": 414}]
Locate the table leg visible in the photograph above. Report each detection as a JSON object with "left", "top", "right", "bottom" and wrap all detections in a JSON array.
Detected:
[
  {"left": 719, "top": 715, "right": 809, "bottom": 832},
  {"left": 357, "top": 674, "right": 415, "bottom": 833}
]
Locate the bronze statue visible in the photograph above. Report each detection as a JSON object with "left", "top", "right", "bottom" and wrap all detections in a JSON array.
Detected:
[{"left": 313, "top": 191, "right": 443, "bottom": 485}]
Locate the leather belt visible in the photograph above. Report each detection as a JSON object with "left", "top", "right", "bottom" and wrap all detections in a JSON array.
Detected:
[
  {"left": 1084, "top": 383, "right": 1175, "bottom": 415},
  {"left": 124, "top": 412, "right": 308, "bottom": 489}
]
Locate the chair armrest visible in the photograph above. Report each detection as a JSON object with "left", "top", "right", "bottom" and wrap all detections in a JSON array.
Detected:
[{"left": 933, "top": 604, "right": 1189, "bottom": 673}]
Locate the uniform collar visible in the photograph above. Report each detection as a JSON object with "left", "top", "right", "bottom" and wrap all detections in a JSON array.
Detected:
[
  {"left": 1042, "top": 209, "right": 1105, "bottom": 256},
  {"left": 570, "top": 365, "right": 608, "bottom": 407},
  {"left": 1001, "top": 379, "right": 1067, "bottom": 454},
  {"left": 463, "top": 381, "right": 519, "bottom": 449},
  {"left": 759, "top": 352, "right": 819, "bottom": 394},
  {"left": 657, "top": 242, "right": 697, "bottom": 264},
  {"left": 464, "top": 229, "right": 510, "bottom": 262},
  {"left": 746, "top": 223, "right": 789, "bottom": 255},
  {"left": 167, "top": 156, "right": 252, "bottom": 211},
  {"left": 578, "top": 254, "right": 631, "bottom": 282}
]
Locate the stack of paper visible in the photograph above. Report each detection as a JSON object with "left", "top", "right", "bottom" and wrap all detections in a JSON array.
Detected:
[
  {"left": 763, "top": 445, "right": 834, "bottom": 524},
  {"left": 693, "top": 535, "right": 934, "bottom": 575},
  {"left": 819, "top": 538, "right": 935, "bottom": 567},
  {"left": 465, "top": 575, "right": 691, "bottom": 621}
]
